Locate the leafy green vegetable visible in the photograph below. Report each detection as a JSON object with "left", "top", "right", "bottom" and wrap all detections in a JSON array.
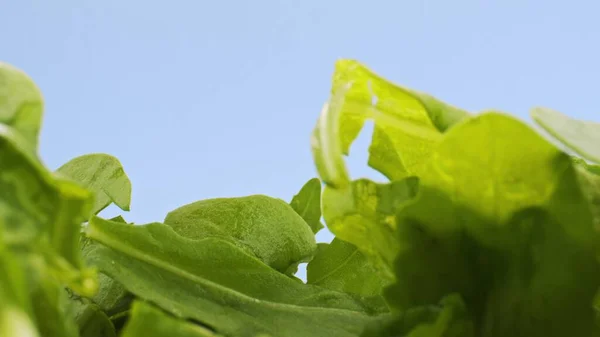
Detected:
[
  {"left": 311, "top": 59, "right": 469, "bottom": 187},
  {"left": 532, "top": 107, "right": 600, "bottom": 163},
  {"left": 0, "top": 62, "right": 44, "bottom": 149},
  {"left": 307, "top": 238, "right": 384, "bottom": 297},
  {"left": 0, "top": 61, "right": 96, "bottom": 337},
  {"left": 385, "top": 113, "right": 600, "bottom": 336},
  {"left": 3, "top": 58, "right": 600, "bottom": 337},
  {"left": 121, "top": 301, "right": 219, "bottom": 337},
  {"left": 70, "top": 300, "right": 117, "bottom": 337},
  {"left": 85, "top": 216, "right": 385, "bottom": 337},
  {"left": 164, "top": 195, "right": 317, "bottom": 274},
  {"left": 290, "top": 177, "right": 324, "bottom": 234},
  {"left": 0, "top": 243, "right": 39, "bottom": 337},
  {"left": 362, "top": 294, "right": 474, "bottom": 337},
  {"left": 57, "top": 153, "right": 132, "bottom": 215},
  {"left": 321, "top": 177, "right": 419, "bottom": 281}
]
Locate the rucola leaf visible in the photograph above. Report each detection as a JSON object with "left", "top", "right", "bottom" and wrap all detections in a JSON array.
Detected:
[
  {"left": 321, "top": 177, "right": 419, "bottom": 281},
  {"left": 307, "top": 238, "right": 385, "bottom": 297},
  {"left": 56, "top": 153, "right": 132, "bottom": 215},
  {"left": 164, "top": 195, "right": 317, "bottom": 274},
  {"left": 0, "top": 62, "right": 95, "bottom": 294},
  {"left": 311, "top": 59, "right": 469, "bottom": 187},
  {"left": 385, "top": 113, "right": 600, "bottom": 336},
  {"left": 531, "top": 107, "right": 600, "bottom": 163},
  {"left": 290, "top": 178, "right": 324, "bottom": 234},
  {"left": 121, "top": 301, "right": 220, "bottom": 337},
  {"left": 85, "top": 217, "right": 387, "bottom": 337},
  {"left": 311, "top": 60, "right": 469, "bottom": 281},
  {"left": 0, "top": 62, "right": 44, "bottom": 149}
]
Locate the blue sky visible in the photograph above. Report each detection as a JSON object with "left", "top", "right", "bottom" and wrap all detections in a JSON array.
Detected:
[{"left": 2, "top": 1, "right": 599, "bottom": 249}]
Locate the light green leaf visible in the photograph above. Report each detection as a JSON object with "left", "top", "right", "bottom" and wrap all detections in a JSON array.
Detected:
[
  {"left": 532, "top": 107, "right": 600, "bottom": 163},
  {"left": 0, "top": 63, "right": 95, "bottom": 296},
  {"left": 0, "top": 62, "right": 44, "bottom": 149},
  {"left": 0, "top": 244, "right": 39, "bottom": 337},
  {"left": 385, "top": 112, "right": 600, "bottom": 336},
  {"left": 121, "top": 301, "right": 219, "bottom": 337},
  {"left": 164, "top": 195, "right": 317, "bottom": 274},
  {"left": 322, "top": 177, "right": 419, "bottom": 281},
  {"left": 56, "top": 154, "right": 132, "bottom": 215},
  {"left": 311, "top": 60, "right": 469, "bottom": 187},
  {"left": 85, "top": 217, "right": 387, "bottom": 337},
  {"left": 307, "top": 238, "right": 384, "bottom": 298},
  {"left": 290, "top": 178, "right": 324, "bottom": 234}
]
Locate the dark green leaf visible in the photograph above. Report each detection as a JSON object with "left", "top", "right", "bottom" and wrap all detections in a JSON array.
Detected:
[
  {"left": 121, "top": 301, "right": 219, "bottom": 337},
  {"left": 85, "top": 217, "right": 387, "bottom": 337},
  {"left": 361, "top": 294, "right": 474, "bottom": 337}
]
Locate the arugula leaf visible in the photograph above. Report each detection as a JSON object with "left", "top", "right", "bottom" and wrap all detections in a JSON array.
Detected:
[
  {"left": 384, "top": 112, "right": 600, "bottom": 336},
  {"left": 361, "top": 294, "right": 474, "bottom": 337},
  {"left": 290, "top": 178, "right": 324, "bottom": 234},
  {"left": 85, "top": 216, "right": 387, "bottom": 337},
  {"left": 311, "top": 59, "right": 469, "bottom": 187},
  {"left": 79, "top": 234, "right": 133, "bottom": 317},
  {"left": 0, "top": 63, "right": 95, "bottom": 297},
  {"left": 321, "top": 177, "right": 419, "bottom": 281},
  {"left": 0, "top": 243, "right": 39, "bottom": 337},
  {"left": 70, "top": 300, "right": 117, "bottom": 337},
  {"left": 57, "top": 154, "right": 132, "bottom": 215},
  {"left": 307, "top": 238, "right": 384, "bottom": 297},
  {"left": 26, "top": 255, "right": 80, "bottom": 337},
  {"left": 164, "top": 195, "right": 317, "bottom": 274},
  {"left": 0, "top": 62, "right": 44, "bottom": 149},
  {"left": 121, "top": 301, "right": 219, "bottom": 337},
  {"left": 531, "top": 107, "right": 600, "bottom": 163}
]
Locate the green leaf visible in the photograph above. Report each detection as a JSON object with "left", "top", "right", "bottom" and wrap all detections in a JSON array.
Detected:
[
  {"left": 56, "top": 154, "right": 132, "bottom": 215},
  {"left": 27, "top": 257, "right": 79, "bottom": 337},
  {"left": 70, "top": 300, "right": 117, "bottom": 337},
  {"left": 311, "top": 60, "right": 469, "bottom": 187},
  {"left": 531, "top": 107, "right": 600, "bottom": 163},
  {"left": 85, "top": 217, "right": 387, "bottom": 337},
  {"left": 0, "top": 63, "right": 95, "bottom": 296},
  {"left": 79, "top": 233, "right": 132, "bottom": 316},
  {"left": 0, "top": 62, "right": 44, "bottom": 149},
  {"left": 385, "top": 113, "right": 600, "bottom": 336},
  {"left": 164, "top": 195, "right": 317, "bottom": 274},
  {"left": 307, "top": 238, "right": 384, "bottom": 298},
  {"left": 290, "top": 178, "right": 324, "bottom": 234},
  {"left": 361, "top": 295, "right": 474, "bottom": 337},
  {"left": 322, "top": 178, "right": 419, "bottom": 281},
  {"left": 0, "top": 243, "right": 39, "bottom": 337},
  {"left": 121, "top": 301, "right": 219, "bottom": 337}
]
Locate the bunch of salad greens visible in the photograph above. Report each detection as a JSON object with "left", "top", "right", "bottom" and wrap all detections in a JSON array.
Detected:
[{"left": 1, "top": 59, "right": 600, "bottom": 337}]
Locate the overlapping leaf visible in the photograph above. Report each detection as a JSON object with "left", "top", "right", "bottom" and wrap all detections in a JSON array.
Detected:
[
  {"left": 311, "top": 60, "right": 470, "bottom": 280},
  {"left": 164, "top": 195, "right": 317, "bottom": 274},
  {"left": 290, "top": 178, "right": 324, "bottom": 234},
  {"left": 532, "top": 107, "right": 600, "bottom": 163},
  {"left": 384, "top": 113, "right": 600, "bottom": 336},
  {"left": 57, "top": 154, "right": 132, "bottom": 215},
  {"left": 85, "top": 217, "right": 386, "bottom": 337}
]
